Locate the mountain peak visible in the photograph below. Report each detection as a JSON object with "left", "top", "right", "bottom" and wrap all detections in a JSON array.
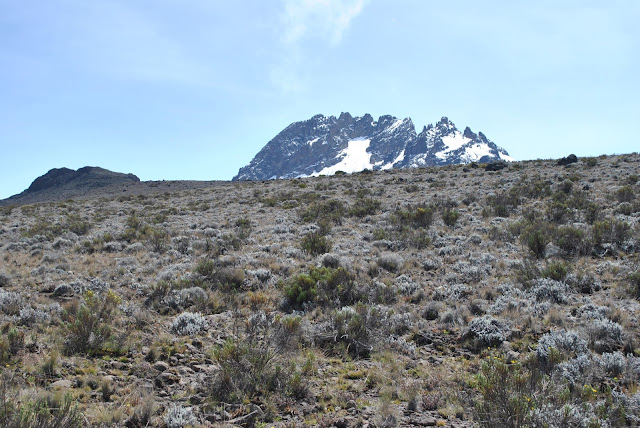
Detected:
[
  {"left": 436, "top": 116, "right": 456, "bottom": 130},
  {"left": 233, "top": 113, "right": 512, "bottom": 180},
  {"left": 28, "top": 166, "right": 139, "bottom": 193}
]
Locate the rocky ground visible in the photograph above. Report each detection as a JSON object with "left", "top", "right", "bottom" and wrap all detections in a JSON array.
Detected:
[{"left": 0, "top": 154, "right": 639, "bottom": 427}]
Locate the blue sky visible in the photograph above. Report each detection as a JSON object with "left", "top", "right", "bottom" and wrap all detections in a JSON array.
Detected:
[{"left": 1, "top": 1, "right": 638, "bottom": 199}]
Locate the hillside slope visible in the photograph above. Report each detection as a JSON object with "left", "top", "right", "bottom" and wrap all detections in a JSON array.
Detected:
[{"left": 0, "top": 154, "right": 639, "bottom": 427}]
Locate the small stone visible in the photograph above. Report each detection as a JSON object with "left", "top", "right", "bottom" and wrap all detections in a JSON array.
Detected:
[
  {"left": 153, "top": 361, "right": 169, "bottom": 372},
  {"left": 50, "top": 379, "right": 73, "bottom": 390}
]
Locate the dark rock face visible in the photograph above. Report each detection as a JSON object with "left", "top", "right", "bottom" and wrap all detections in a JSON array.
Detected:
[
  {"left": 3, "top": 167, "right": 140, "bottom": 205},
  {"left": 234, "top": 113, "right": 512, "bottom": 180},
  {"left": 557, "top": 154, "right": 578, "bottom": 166},
  {"left": 25, "top": 167, "right": 139, "bottom": 194}
]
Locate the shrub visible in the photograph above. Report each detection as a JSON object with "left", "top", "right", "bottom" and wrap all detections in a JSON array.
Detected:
[
  {"left": 629, "top": 272, "right": 640, "bottom": 298},
  {"left": 0, "top": 273, "right": 10, "bottom": 288},
  {"left": 147, "top": 227, "right": 169, "bottom": 253},
  {"left": 520, "top": 224, "right": 551, "bottom": 259},
  {"left": 616, "top": 185, "right": 635, "bottom": 203},
  {"left": 392, "top": 204, "right": 435, "bottom": 229},
  {"left": 529, "top": 278, "right": 569, "bottom": 304},
  {"left": 328, "top": 304, "right": 376, "bottom": 358},
  {"left": 300, "top": 232, "right": 332, "bottom": 256},
  {"left": 349, "top": 198, "right": 382, "bottom": 217},
  {"left": 541, "top": 261, "right": 569, "bottom": 281},
  {"left": 64, "top": 214, "right": 90, "bottom": 236},
  {"left": 194, "top": 258, "right": 245, "bottom": 291},
  {"left": 536, "top": 330, "right": 588, "bottom": 363},
  {"left": 162, "top": 287, "right": 208, "bottom": 312},
  {"left": 284, "top": 266, "right": 357, "bottom": 308},
  {"left": 209, "top": 338, "right": 307, "bottom": 404},
  {"left": 442, "top": 208, "right": 461, "bottom": 227},
  {"left": 0, "top": 377, "right": 82, "bottom": 428},
  {"left": 284, "top": 273, "right": 318, "bottom": 307},
  {"left": 377, "top": 254, "right": 403, "bottom": 272},
  {"left": 586, "top": 318, "right": 624, "bottom": 353},
  {"left": 0, "top": 290, "right": 24, "bottom": 316},
  {"left": 592, "top": 218, "right": 631, "bottom": 247},
  {"left": 171, "top": 311, "right": 207, "bottom": 336},
  {"left": 467, "top": 315, "right": 510, "bottom": 348},
  {"left": 63, "top": 290, "right": 120, "bottom": 355},
  {"left": 164, "top": 405, "right": 197, "bottom": 428},
  {"left": 474, "top": 357, "right": 536, "bottom": 428},
  {"left": 299, "top": 199, "right": 346, "bottom": 224},
  {"left": 554, "top": 226, "right": 592, "bottom": 257},
  {"left": 486, "top": 191, "right": 520, "bottom": 217}
]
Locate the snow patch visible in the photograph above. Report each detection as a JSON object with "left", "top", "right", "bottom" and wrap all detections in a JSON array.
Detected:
[
  {"left": 435, "top": 131, "right": 472, "bottom": 160},
  {"left": 306, "top": 137, "right": 320, "bottom": 147},
  {"left": 499, "top": 152, "right": 515, "bottom": 162},
  {"left": 381, "top": 149, "right": 405, "bottom": 170},
  {"left": 384, "top": 119, "right": 404, "bottom": 134},
  {"left": 310, "top": 138, "right": 373, "bottom": 176}
]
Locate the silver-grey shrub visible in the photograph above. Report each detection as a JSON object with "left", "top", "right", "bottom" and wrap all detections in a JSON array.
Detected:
[
  {"left": 488, "top": 295, "right": 524, "bottom": 315},
  {"left": 0, "top": 290, "right": 24, "bottom": 315},
  {"left": 170, "top": 311, "right": 207, "bottom": 336},
  {"left": 433, "top": 283, "right": 471, "bottom": 301},
  {"left": 162, "top": 287, "right": 208, "bottom": 311},
  {"left": 536, "top": 330, "right": 588, "bottom": 363},
  {"left": 467, "top": 315, "right": 510, "bottom": 347},
  {"left": 586, "top": 318, "right": 625, "bottom": 353},
  {"left": 164, "top": 404, "right": 197, "bottom": 428},
  {"left": 377, "top": 254, "right": 403, "bottom": 272},
  {"left": 600, "top": 351, "right": 626, "bottom": 377},
  {"left": 395, "top": 275, "right": 419, "bottom": 296},
  {"left": 422, "top": 258, "right": 442, "bottom": 271},
  {"left": 529, "top": 278, "right": 570, "bottom": 304},
  {"left": 557, "top": 353, "right": 598, "bottom": 386},
  {"left": 18, "top": 307, "right": 51, "bottom": 326}
]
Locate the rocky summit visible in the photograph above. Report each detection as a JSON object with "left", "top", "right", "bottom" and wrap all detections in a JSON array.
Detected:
[
  {"left": 3, "top": 167, "right": 140, "bottom": 206},
  {"left": 234, "top": 113, "right": 513, "bottom": 180}
]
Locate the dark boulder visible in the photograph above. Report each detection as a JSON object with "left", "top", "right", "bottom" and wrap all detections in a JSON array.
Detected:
[
  {"left": 557, "top": 154, "right": 578, "bottom": 166},
  {"left": 484, "top": 161, "right": 507, "bottom": 172}
]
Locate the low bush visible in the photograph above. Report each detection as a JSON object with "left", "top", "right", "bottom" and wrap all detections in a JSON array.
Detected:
[
  {"left": 586, "top": 318, "right": 625, "bottom": 353},
  {"left": 467, "top": 315, "right": 510, "bottom": 348},
  {"left": 300, "top": 232, "right": 332, "bottom": 256},
  {"left": 0, "top": 370, "right": 83, "bottom": 427},
  {"left": 194, "top": 258, "right": 245, "bottom": 291},
  {"left": 377, "top": 254, "right": 403, "bottom": 272},
  {"left": 299, "top": 199, "right": 346, "bottom": 224},
  {"left": 486, "top": 191, "right": 520, "bottom": 217},
  {"left": 554, "top": 226, "right": 592, "bottom": 257},
  {"left": 349, "top": 198, "right": 382, "bottom": 217},
  {"left": 209, "top": 338, "right": 307, "bottom": 404},
  {"left": 284, "top": 266, "right": 358, "bottom": 308},
  {"left": 164, "top": 405, "right": 197, "bottom": 428},
  {"left": 616, "top": 185, "right": 635, "bottom": 203},
  {"left": 519, "top": 222, "right": 553, "bottom": 259},
  {"left": 284, "top": 273, "right": 318, "bottom": 307},
  {"left": 541, "top": 261, "right": 569, "bottom": 281},
  {"left": 536, "top": 330, "right": 588, "bottom": 368},
  {"left": 63, "top": 290, "right": 120, "bottom": 356},
  {"left": 170, "top": 311, "right": 207, "bottom": 336},
  {"left": 391, "top": 204, "right": 435, "bottom": 229},
  {"left": 629, "top": 272, "right": 640, "bottom": 298},
  {"left": 592, "top": 218, "right": 631, "bottom": 247},
  {"left": 442, "top": 208, "right": 461, "bottom": 227}
]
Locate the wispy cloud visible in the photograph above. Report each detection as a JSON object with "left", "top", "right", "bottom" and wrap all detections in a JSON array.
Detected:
[{"left": 282, "top": 0, "right": 367, "bottom": 44}]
